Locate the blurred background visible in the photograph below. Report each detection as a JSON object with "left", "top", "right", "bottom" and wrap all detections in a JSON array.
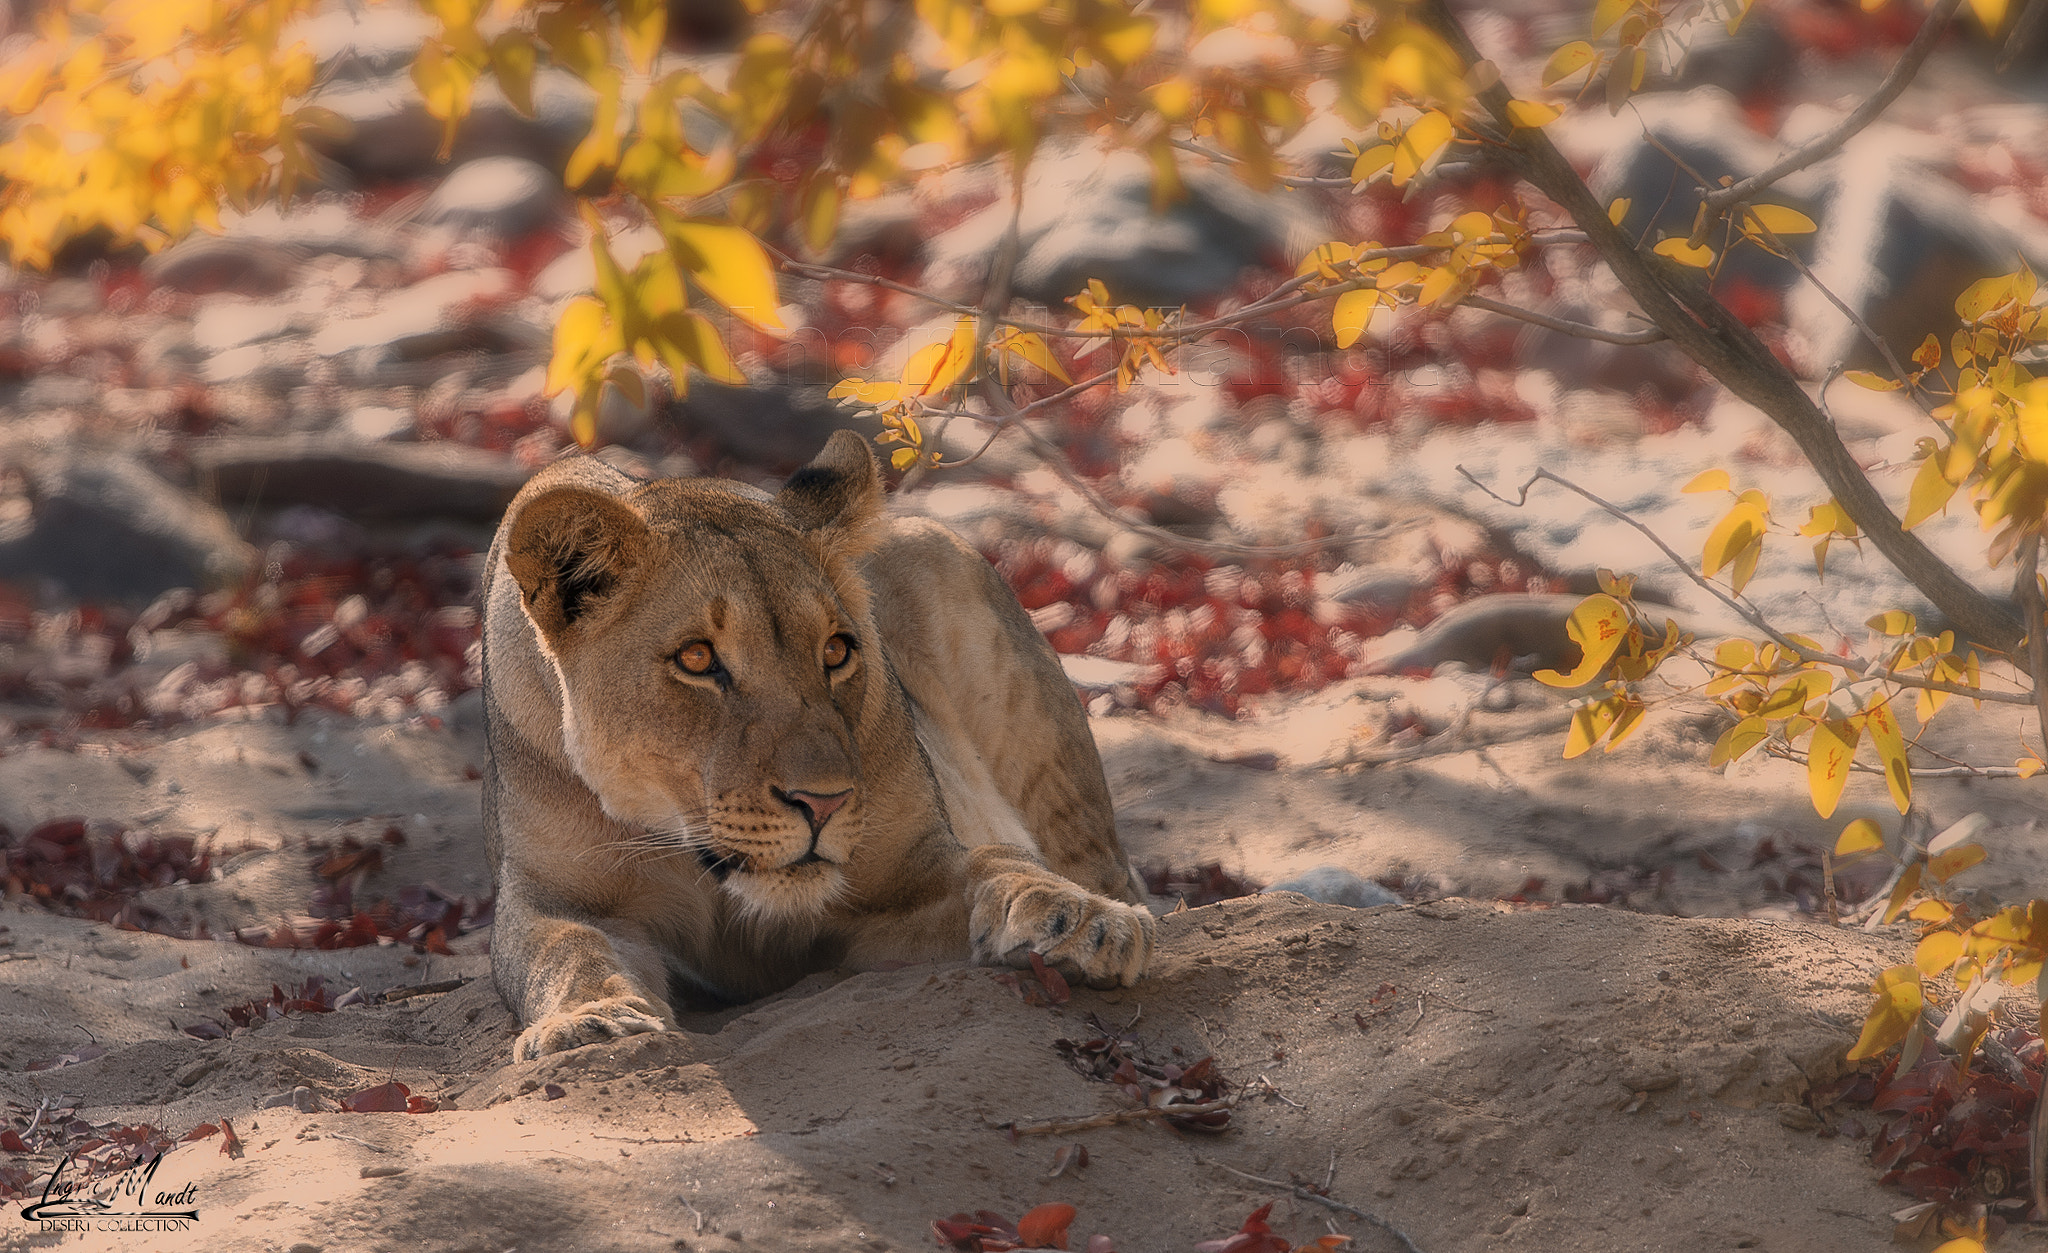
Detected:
[{"left": 0, "top": 0, "right": 2038, "bottom": 757}]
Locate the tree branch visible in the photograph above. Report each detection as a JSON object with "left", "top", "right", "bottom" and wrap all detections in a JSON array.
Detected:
[
  {"left": 1701, "top": 0, "right": 1964, "bottom": 214},
  {"left": 1460, "top": 293, "right": 1667, "bottom": 344},
  {"left": 1417, "top": 0, "right": 2023, "bottom": 653}
]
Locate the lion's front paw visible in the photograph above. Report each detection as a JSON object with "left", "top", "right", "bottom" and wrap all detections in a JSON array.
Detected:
[
  {"left": 969, "top": 873, "right": 1155, "bottom": 988},
  {"left": 513, "top": 995, "right": 673, "bottom": 1061}
]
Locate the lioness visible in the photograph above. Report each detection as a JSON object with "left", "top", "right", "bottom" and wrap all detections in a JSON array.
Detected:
[{"left": 481, "top": 430, "right": 1155, "bottom": 1059}]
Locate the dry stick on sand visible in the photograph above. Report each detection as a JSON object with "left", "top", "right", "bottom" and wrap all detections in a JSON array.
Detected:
[
  {"left": 1205, "top": 1158, "right": 1427, "bottom": 1253},
  {"left": 1001, "top": 1095, "right": 1238, "bottom": 1137}
]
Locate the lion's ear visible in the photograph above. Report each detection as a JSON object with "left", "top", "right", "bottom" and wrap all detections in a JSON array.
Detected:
[
  {"left": 778, "top": 429, "right": 885, "bottom": 544},
  {"left": 504, "top": 486, "right": 648, "bottom": 642}
]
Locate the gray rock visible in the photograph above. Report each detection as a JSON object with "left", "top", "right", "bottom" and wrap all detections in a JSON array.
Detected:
[
  {"left": 143, "top": 236, "right": 308, "bottom": 296},
  {"left": 259, "top": 1084, "right": 323, "bottom": 1112},
  {"left": 1265, "top": 867, "right": 1400, "bottom": 909},
  {"left": 189, "top": 436, "right": 533, "bottom": 522},
  {"left": 422, "top": 156, "right": 568, "bottom": 237},
  {"left": 0, "top": 449, "right": 255, "bottom": 602},
  {"left": 928, "top": 145, "right": 1324, "bottom": 308}
]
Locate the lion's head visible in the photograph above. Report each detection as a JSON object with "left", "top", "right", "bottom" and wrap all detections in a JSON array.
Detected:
[{"left": 502, "top": 432, "right": 892, "bottom": 921}]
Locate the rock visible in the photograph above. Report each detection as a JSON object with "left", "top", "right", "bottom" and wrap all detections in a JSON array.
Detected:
[
  {"left": 0, "top": 449, "right": 255, "bottom": 602},
  {"left": 142, "top": 236, "right": 308, "bottom": 296},
  {"left": 304, "top": 70, "right": 596, "bottom": 184},
  {"left": 1316, "top": 562, "right": 1428, "bottom": 612},
  {"left": 260, "top": 1085, "right": 322, "bottom": 1112},
  {"left": 927, "top": 144, "right": 1323, "bottom": 307},
  {"left": 663, "top": 379, "right": 880, "bottom": 474},
  {"left": 1364, "top": 593, "right": 1594, "bottom": 675},
  {"left": 1264, "top": 867, "right": 1400, "bottom": 909},
  {"left": 421, "top": 156, "right": 569, "bottom": 237},
  {"left": 188, "top": 436, "right": 532, "bottom": 522}
]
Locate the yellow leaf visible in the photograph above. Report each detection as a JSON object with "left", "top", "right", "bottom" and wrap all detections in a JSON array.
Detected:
[
  {"left": 1297, "top": 241, "right": 1355, "bottom": 279},
  {"left": 2019, "top": 756, "right": 2045, "bottom": 778},
  {"left": 1542, "top": 40, "right": 1600, "bottom": 87},
  {"left": 1654, "top": 237, "right": 1714, "bottom": 268},
  {"left": 1709, "top": 715, "right": 1769, "bottom": 767},
  {"left": 1863, "top": 698, "right": 1912, "bottom": 814},
  {"left": 1351, "top": 144, "right": 1395, "bottom": 183},
  {"left": 1909, "top": 900, "right": 1952, "bottom": 925},
  {"left": 1391, "top": 111, "right": 1454, "bottom": 188},
  {"left": 1903, "top": 453, "right": 1959, "bottom": 529},
  {"left": 1504, "top": 100, "right": 1562, "bottom": 128},
  {"left": 1930, "top": 1240, "right": 1987, "bottom": 1253},
  {"left": 1865, "top": 611, "right": 1917, "bottom": 636},
  {"left": 800, "top": 173, "right": 841, "bottom": 255},
  {"left": 1682, "top": 468, "right": 1731, "bottom": 494},
  {"left": 652, "top": 310, "right": 744, "bottom": 386},
  {"left": 1845, "top": 965, "right": 1922, "bottom": 1060},
  {"left": 1416, "top": 265, "right": 1464, "bottom": 307},
  {"left": 1603, "top": 699, "right": 1648, "bottom": 751},
  {"left": 1843, "top": 369, "right": 1902, "bottom": 391},
  {"left": 1592, "top": 0, "right": 1635, "bottom": 36},
  {"left": 1967, "top": 0, "right": 2008, "bottom": 34},
  {"left": 1883, "top": 863, "right": 1924, "bottom": 925},
  {"left": 1714, "top": 638, "right": 1755, "bottom": 673},
  {"left": 1744, "top": 204, "right": 1817, "bottom": 235},
  {"left": 1806, "top": 718, "right": 1858, "bottom": 819},
  {"left": 1563, "top": 697, "right": 1622, "bottom": 759},
  {"left": 1607, "top": 197, "right": 1631, "bottom": 226},
  {"left": 490, "top": 31, "right": 537, "bottom": 117},
  {"left": 664, "top": 219, "right": 785, "bottom": 332},
  {"left": 998, "top": 331, "right": 1071, "bottom": 384},
  {"left": 1332, "top": 288, "right": 1380, "bottom": 349},
  {"left": 1916, "top": 930, "right": 1963, "bottom": 977},
  {"left": 1913, "top": 332, "right": 1943, "bottom": 371},
  {"left": 1092, "top": 13, "right": 1156, "bottom": 65},
  {"left": 1532, "top": 594, "right": 1630, "bottom": 687},
  {"left": 1930, "top": 842, "right": 1986, "bottom": 883},
  {"left": 890, "top": 447, "right": 921, "bottom": 472},
  {"left": 902, "top": 318, "right": 977, "bottom": 396},
  {"left": 1835, "top": 818, "right": 1884, "bottom": 857},
  {"left": 545, "top": 296, "right": 614, "bottom": 396},
  {"left": 1701, "top": 501, "right": 1766, "bottom": 579}
]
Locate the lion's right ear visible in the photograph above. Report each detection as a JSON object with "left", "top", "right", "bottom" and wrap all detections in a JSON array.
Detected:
[{"left": 504, "top": 486, "right": 648, "bottom": 642}]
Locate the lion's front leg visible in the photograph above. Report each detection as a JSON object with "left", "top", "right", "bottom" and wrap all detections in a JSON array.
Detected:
[
  {"left": 492, "top": 882, "right": 677, "bottom": 1061},
  {"left": 965, "top": 844, "right": 1154, "bottom": 988}
]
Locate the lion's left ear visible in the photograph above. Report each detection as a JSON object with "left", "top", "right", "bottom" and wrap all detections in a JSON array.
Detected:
[{"left": 778, "top": 429, "right": 885, "bottom": 551}]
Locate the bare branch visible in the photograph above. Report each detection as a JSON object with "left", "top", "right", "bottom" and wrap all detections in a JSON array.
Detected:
[
  {"left": 1460, "top": 293, "right": 1667, "bottom": 344},
  {"left": 1170, "top": 137, "right": 1355, "bottom": 188},
  {"left": 1415, "top": 0, "right": 2023, "bottom": 652},
  {"left": 1702, "top": 0, "right": 1964, "bottom": 214},
  {"left": 1204, "top": 1158, "right": 1428, "bottom": 1253},
  {"left": 1459, "top": 465, "right": 2035, "bottom": 705},
  {"left": 1765, "top": 744, "right": 2030, "bottom": 780}
]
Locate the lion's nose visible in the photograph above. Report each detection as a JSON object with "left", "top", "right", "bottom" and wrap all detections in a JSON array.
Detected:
[{"left": 777, "top": 787, "right": 853, "bottom": 836}]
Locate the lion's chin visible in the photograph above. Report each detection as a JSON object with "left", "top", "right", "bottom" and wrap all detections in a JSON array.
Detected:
[{"left": 721, "top": 860, "right": 844, "bottom": 921}]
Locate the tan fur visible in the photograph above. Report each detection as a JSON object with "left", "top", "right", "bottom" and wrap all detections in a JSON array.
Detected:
[{"left": 481, "top": 431, "right": 1153, "bottom": 1060}]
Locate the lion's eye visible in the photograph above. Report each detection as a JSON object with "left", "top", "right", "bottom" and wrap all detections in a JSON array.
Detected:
[
  {"left": 675, "top": 642, "right": 720, "bottom": 675},
  {"left": 823, "top": 634, "right": 855, "bottom": 670}
]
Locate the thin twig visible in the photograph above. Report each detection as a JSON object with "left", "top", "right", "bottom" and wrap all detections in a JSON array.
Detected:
[
  {"left": 380, "top": 978, "right": 470, "bottom": 1003},
  {"left": 1316, "top": 711, "right": 1576, "bottom": 771},
  {"left": 1702, "top": 0, "right": 1964, "bottom": 215},
  {"left": 1205, "top": 1159, "right": 1428, "bottom": 1253},
  {"left": 1002, "top": 1095, "right": 1239, "bottom": 1137},
  {"left": 2022, "top": 533, "right": 2048, "bottom": 755},
  {"left": 1169, "top": 137, "right": 1355, "bottom": 188},
  {"left": 1461, "top": 293, "right": 1667, "bottom": 344},
  {"left": 1457, "top": 464, "right": 2035, "bottom": 706},
  {"left": 1763, "top": 744, "right": 2030, "bottom": 779}
]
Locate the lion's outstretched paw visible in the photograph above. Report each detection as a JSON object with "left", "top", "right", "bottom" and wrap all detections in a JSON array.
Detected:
[
  {"left": 969, "top": 874, "right": 1155, "bottom": 988},
  {"left": 513, "top": 995, "right": 673, "bottom": 1061}
]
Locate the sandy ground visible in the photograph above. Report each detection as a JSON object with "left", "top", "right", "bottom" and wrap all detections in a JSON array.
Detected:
[{"left": 7, "top": 674, "right": 2026, "bottom": 1253}]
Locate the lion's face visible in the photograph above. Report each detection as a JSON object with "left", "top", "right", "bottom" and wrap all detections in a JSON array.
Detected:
[{"left": 504, "top": 441, "right": 888, "bottom": 921}]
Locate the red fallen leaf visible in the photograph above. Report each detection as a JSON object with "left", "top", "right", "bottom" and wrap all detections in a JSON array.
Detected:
[
  {"left": 1195, "top": 1203, "right": 1290, "bottom": 1253},
  {"left": 1028, "top": 953, "right": 1071, "bottom": 1006},
  {"left": 340, "top": 1081, "right": 412, "bottom": 1113},
  {"left": 180, "top": 1124, "right": 220, "bottom": 1143},
  {"left": 219, "top": 1118, "right": 243, "bottom": 1159},
  {"left": 1016, "top": 1202, "right": 1076, "bottom": 1249},
  {"left": 0, "top": 1130, "right": 28, "bottom": 1153}
]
